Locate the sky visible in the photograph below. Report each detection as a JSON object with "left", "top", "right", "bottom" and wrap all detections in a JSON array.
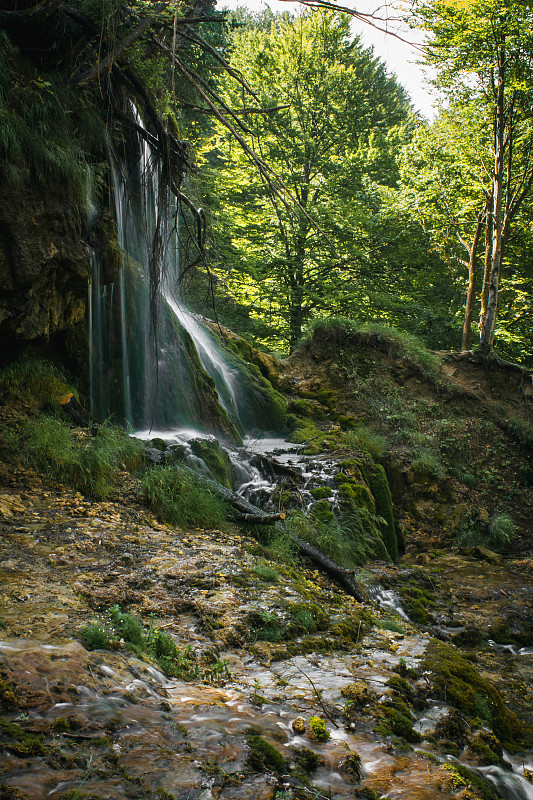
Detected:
[{"left": 221, "top": 0, "right": 438, "bottom": 120}]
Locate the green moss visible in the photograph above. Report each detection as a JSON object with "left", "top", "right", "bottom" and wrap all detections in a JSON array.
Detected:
[
  {"left": 376, "top": 705, "right": 421, "bottom": 743},
  {"left": 246, "top": 733, "right": 285, "bottom": 772},
  {"left": 361, "top": 462, "right": 397, "bottom": 561},
  {"left": 338, "top": 483, "right": 375, "bottom": 513},
  {"left": 293, "top": 745, "right": 320, "bottom": 773},
  {"left": 0, "top": 718, "right": 45, "bottom": 756},
  {"left": 424, "top": 641, "right": 528, "bottom": 746},
  {"left": 309, "top": 486, "right": 332, "bottom": 500},
  {"left": 79, "top": 621, "right": 115, "bottom": 651},
  {"left": 309, "top": 716, "right": 330, "bottom": 742},
  {"left": 190, "top": 439, "right": 234, "bottom": 488}
]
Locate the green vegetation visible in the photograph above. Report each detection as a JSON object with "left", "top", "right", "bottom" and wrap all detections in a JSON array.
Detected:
[
  {"left": 79, "top": 607, "right": 230, "bottom": 682},
  {"left": 0, "top": 360, "right": 77, "bottom": 412},
  {"left": 17, "top": 416, "right": 143, "bottom": 500},
  {"left": 423, "top": 641, "right": 528, "bottom": 746},
  {"left": 308, "top": 716, "right": 330, "bottom": 742},
  {"left": 456, "top": 512, "right": 515, "bottom": 552},
  {"left": 141, "top": 464, "right": 231, "bottom": 530},
  {"left": 246, "top": 732, "right": 286, "bottom": 772}
]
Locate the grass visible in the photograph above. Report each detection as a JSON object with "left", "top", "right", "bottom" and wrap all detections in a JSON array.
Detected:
[
  {"left": 79, "top": 607, "right": 230, "bottom": 682},
  {"left": 19, "top": 416, "right": 143, "bottom": 499},
  {"left": 0, "top": 359, "right": 77, "bottom": 412},
  {"left": 285, "top": 510, "right": 376, "bottom": 568},
  {"left": 141, "top": 464, "right": 231, "bottom": 531},
  {"left": 456, "top": 512, "right": 515, "bottom": 552},
  {"left": 304, "top": 317, "right": 441, "bottom": 383},
  {"left": 342, "top": 425, "right": 387, "bottom": 459}
]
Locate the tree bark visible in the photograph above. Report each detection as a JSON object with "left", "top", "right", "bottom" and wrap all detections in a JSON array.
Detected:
[
  {"left": 461, "top": 212, "right": 484, "bottom": 350},
  {"left": 479, "top": 44, "right": 506, "bottom": 354}
]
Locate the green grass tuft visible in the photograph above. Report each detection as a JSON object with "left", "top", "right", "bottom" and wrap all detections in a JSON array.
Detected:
[
  {"left": 0, "top": 359, "right": 77, "bottom": 412},
  {"left": 141, "top": 464, "right": 231, "bottom": 530}
]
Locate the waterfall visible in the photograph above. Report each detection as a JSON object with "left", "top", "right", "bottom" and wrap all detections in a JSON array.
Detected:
[{"left": 87, "top": 110, "right": 243, "bottom": 439}]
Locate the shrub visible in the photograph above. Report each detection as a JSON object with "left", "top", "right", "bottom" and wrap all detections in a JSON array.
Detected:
[
  {"left": 79, "top": 622, "right": 115, "bottom": 651},
  {"left": 141, "top": 465, "right": 231, "bottom": 530}
]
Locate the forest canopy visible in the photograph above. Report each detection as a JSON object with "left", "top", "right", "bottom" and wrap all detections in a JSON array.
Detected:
[{"left": 0, "top": 0, "right": 531, "bottom": 364}]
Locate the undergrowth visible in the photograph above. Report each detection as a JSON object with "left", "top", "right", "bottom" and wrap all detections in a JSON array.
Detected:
[
  {"left": 79, "top": 606, "right": 231, "bottom": 682},
  {"left": 142, "top": 464, "right": 231, "bottom": 531},
  {"left": 285, "top": 510, "right": 376, "bottom": 568},
  {"left": 305, "top": 317, "right": 441, "bottom": 383},
  {"left": 17, "top": 415, "right": 143, "bottom": 499},
  {"left": 0, "top": 359, "right": 77, "bottom": 411}
]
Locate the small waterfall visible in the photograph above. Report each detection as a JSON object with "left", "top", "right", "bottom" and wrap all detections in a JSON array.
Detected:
[{"left": 87, "top": 109, "right": 242, "bottom": 437}]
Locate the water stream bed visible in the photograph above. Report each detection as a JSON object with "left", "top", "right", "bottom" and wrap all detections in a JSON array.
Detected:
[{"left": 1, "top": 473, "right": 533, "bottom": 799}]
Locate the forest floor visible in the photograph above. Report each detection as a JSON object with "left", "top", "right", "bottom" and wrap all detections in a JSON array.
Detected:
[{"left": 1, "top": 342, "right": 533, "bottom": 800}]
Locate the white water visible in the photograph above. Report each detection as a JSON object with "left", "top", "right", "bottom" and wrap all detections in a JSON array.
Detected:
[{"left": 89, "top": 106, "right": 240, "bottom": 430}]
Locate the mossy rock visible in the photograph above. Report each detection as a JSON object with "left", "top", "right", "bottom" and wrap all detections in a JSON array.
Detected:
[
  {"left": 424, "top": 641, "right": 529, "bottom": 746},
  {"left": 246, "top": 733, "right": 285, "bottom": 772},
  {"left": 0, "top": 679, "right": 20, "bottom": 710},
  {"left": 308, "top": 716, "right": 329, "bottom": 742},
  {"left": 375, "top": 704, "right": 421, "bottom": 743},
  {"left": 361, "top": 462, "right": 397, "bottom": 561},
  {"left": 337, "top": 482, "right": 375, "bottom": 513},
  {"left": 190, "top": 439, "right": 234, "bottom": 489},
  {"left": 342, "top": 681, "right": 372, "bottom": 707},
  {"left": 309, "top": 486, "right": 332, "bottom": 500}
]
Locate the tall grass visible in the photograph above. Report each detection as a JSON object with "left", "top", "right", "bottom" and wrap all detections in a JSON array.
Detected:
[
  {"left": 304, "top": 317, "right": 441, "bottom": 383},
  {"left": 142, "top": 465, "right": 231, "bottom": 530},
  {"left": 0, "top": 360, "right": 77, "bottom": 412},
  {"left": 20, "top": 416, "right": 143, "bottom": 499},
  {"left": 286, "top": 510, "right": 375, "bottom": 568}
]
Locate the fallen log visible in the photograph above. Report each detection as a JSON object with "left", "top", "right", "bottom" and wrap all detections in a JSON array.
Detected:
[
  {"left": 201, "top": 474, "right": 285, "bottom": 525},
  {"left": 291, "top": 535, "right": 367, "bottom": 603}
]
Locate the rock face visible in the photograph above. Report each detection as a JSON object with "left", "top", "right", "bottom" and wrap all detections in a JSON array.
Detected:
[{"left": 0, "top": 179, "right": 90, "bottom": 346}]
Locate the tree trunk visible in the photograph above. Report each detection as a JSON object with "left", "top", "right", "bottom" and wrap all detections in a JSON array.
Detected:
[
  {"left": 479, "top": 44, "right": 506, "bottom": 355},
  {"left": 461, "top": 213, "right": 484, "bottom": 350}
]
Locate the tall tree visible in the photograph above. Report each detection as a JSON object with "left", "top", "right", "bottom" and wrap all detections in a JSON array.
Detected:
[
  {"left": 202, "top": 10, "right": 414, "bottom": 351},
  {"left": 411, "top": 0, "right": 533, "bottom": 355}
]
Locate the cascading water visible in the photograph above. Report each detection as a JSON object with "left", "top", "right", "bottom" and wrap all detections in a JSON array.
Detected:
[{"left": 87, "top": 108, "right": 243, "bottom": 438}]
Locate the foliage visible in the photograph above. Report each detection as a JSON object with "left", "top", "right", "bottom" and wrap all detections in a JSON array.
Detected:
[
  {"left": 456, "top": 512, "right": 515, "bottom": 552},
  {"left": 0, "top": 31, "right": 104, "bottom": 199},
  {"left": 342, "top": 426, "right": 387, "bottom": 460},
  {"left": 78, "top": 607, "right": 230, "bottom": 682},
  {"left": 141, "top": 464, "right": 231, "bottom": 530},
  {"left": 19, "top": 416, "right": 143, "bottom": 499},
  {"left": 0, "top": 360, "right": 77, "bottom": 412},
  {"left": 202, "top": 10, "right": 415, "bottom": 350},
  {"left": 285, "top": 510, "right": 377, "bottom": 568}
]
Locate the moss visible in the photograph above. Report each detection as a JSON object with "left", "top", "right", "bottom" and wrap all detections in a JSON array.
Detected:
[
  {"left": 288, "top": 398, "right": 325, "bottom": 419},
  {"left": 308, "top": 716, "right": 330, "bottom": 742},
  {"left": 246, "top": 733, "right": 285, "bottom": 772},
  {"left": 0, "top": 718, "right": 45, "bottom": 756},
  {"left": 293, "top": 746, "right": 320, "bottom": 773},
  {"left": 468, "top": 731, "right": 504, "bottom": 765},
  {"left": 424, "top": 641, "right": 528, "bottom": 746},
  {"left": 0, "top": 679, "right": 19, "bottom": 710},
  {"left": 190, "top": 439, "right": 234, "bottom": 488},
  {"left": 337, "top": 483, "right": 375, "bottom": 513},
  {"left": 285, "top": 602, "right": 329, "bottom": 635},
  {"left": 387, "top": 675, "right": 414, "bottom": 703},
  {"left": 288, "top": 424, "right": 320, "bottom": 445},
  {"left": 375, "top": 705, "right": 421, "bottom": 743},
  {"left": 310, "top": 486, "right": 332, "bottom": 500},
  {"left": 340, "top": 751, "right": 362, "bottom": 780},
  {"left": 361, "top": 462, "right": 397, "bottom": 561},
  {"left": 451, "top": 763, "right": 500, "bottom": 800},
  {"left": 341, "top": 682, "right": 371, "bottom": 707}
]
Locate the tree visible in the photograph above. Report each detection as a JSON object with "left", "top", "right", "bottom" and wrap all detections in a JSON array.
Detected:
[
  {"left": 202, "top": 10, "right": 414, "bottom": 351},
  {"left": 411, "top": 0, "right": 533, "bottom": 355}
]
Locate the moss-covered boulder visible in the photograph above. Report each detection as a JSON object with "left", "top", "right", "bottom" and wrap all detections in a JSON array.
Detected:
[{"left": 190, "top": 439, "right": 234, "bottom": 488}]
